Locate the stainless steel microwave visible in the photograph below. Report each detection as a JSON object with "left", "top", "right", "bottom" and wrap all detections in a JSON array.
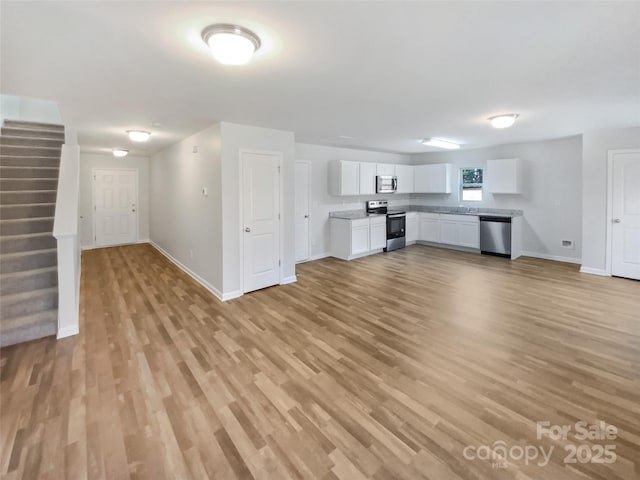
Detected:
[{"left": 376, "top": 175, "right": 397, "bottom": 193}]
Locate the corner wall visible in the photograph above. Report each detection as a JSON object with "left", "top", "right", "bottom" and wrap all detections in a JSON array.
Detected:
[
  {"left": 410, "top": 135, "right": 583, "bottom": 262},
  {"left": 149, "top": 124, "right": 223, "bottom": 294},
  {"left": 581, "top": 127, "right": 640, "bottom": 272},
  {"left": 79, "top": 153, "right": 150, "bottom": 248}
]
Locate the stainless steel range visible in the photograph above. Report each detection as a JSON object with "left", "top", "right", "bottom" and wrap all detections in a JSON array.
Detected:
[{"left": 366, "top": 200, "right": 406, "bottom": 252}]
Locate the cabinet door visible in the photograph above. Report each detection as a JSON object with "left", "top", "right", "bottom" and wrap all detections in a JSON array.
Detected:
[
  {"left": 359, "top": 162, "right": 377, "bottom": 195},
  {"left": 405, "top": 214, "right": 418, "bottom": 243},
  {"left": 351, "top": 221, "right": 370, "bottom": 255},
  {"left": 376, "top": 163, "right": 396, "bottom": 176},
  {"left": 439, "top": 220, "right": 459, "bottom": 245},
  {"left": 370, "top": 220, "right": 387, "bottom": 250},
  {"left": 396, "top": 165, "right": 414, "bottom": 193},
  {"left": 341, "top": 161, "right": 360, "bottom": 195},
  {"left": 414, "top": 165, "right": 430, "bottom": 193},
  {"left": 458, "top": 222, "right": 480, "bottom": 248},
  {"left": 486, "top": 158, "right": 522, "bottom": 194},
  {"left": 430, "top": 164, "right": 452, "bottom": 193},
  {"left": 419, "top": 216, "right": 440, "bottom": 242}
]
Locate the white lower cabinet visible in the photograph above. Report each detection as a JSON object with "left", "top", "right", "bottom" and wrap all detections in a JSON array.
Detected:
[
  {"left": 418, "top": 213, "right": 480, "bottom": 249},
  {"left": 369, "top": 216, "right": 387, "bottom": 250},
  {"left": 331, "top": 216, "right": 386, "bottom": 260},
  {"left": 405, "top": 212, "right": 418, "bottom": 244},
  {"left": 419, "top": 213, "right": 440, "bottom": 243}
]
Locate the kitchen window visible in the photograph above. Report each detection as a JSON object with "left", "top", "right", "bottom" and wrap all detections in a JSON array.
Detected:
[{"left": 461, "top": 168, "right": 483, "bottom": 201}]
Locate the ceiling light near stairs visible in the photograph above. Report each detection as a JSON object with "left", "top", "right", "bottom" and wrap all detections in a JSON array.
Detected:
[
  {"left": 127, "top": 130, "right": 151, "bottom": 142},
  {"left": 201, "top": 24, "right": 261, "bottom": 65},
  {"left": 112, "top": 149, "right": 129, "bottom": 157}
]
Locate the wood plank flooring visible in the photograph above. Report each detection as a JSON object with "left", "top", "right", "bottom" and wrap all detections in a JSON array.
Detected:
[{"left": 1, "top": 243, "right": 639, "bottom": 480}]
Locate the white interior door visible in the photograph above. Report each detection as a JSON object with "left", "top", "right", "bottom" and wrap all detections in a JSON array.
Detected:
[
  {"left": 295, "top": 162, "right": 310, "bottom": 262},
  {"left": 611, "top": 150, "right": 640, "bottom": 280},
  {"left": 242, "top": 151, "right": 281, "bottom": 293},
  {"left": 94, "top": 169, "right": 138, "bottom": 247}
]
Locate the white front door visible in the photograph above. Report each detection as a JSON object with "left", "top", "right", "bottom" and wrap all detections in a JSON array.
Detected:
[
  {"left": 611, "top": 150, "right": 640, "bottom": 280},
  {"left": 294, "top": 162, "right": 310, "bottom": 262},
  {"left": 94, "top": 169, "right": 138, "bottom": 247},
  {"left": 242, "top": 151, "right": 281, "bottom": 293}
]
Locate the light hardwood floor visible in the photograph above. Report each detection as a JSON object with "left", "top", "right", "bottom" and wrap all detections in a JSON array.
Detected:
[{"left": 1, "top": 243, "right": 639, "bottom": 480}]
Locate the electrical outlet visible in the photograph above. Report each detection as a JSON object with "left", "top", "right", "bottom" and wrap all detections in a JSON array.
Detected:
[
  {"left": 561, "top": 239, "right": 574, "bottom": 249},
  {"left": 189, "top": 249, "right": 193, "bottom": 259},
  {"left": 192, "top": 145, "right": 198, "bottom": 154}
]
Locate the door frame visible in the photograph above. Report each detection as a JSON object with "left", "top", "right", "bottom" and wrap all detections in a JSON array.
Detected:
[
  {"left": 238, "top": 149, "right": 284, "bottom": 294},
  {"left": 606, "top": 148, "right": 640, "bottom": 276},
  {"left": 92, "top": 167, "right": 139, "bottom": 248},
  {"left": 295, "top": 160, "right": 312, "bottom": 263}
]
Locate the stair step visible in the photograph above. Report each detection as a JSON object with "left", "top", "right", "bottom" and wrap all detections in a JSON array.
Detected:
[
  {"left": 0, "top": 190, "right": 57, "bottom": 204},
  {"left": 0, "top": 166, "right": 59, "bottom": 178},
  {"left": 0, "top": 203, "right": 55, "bottom": 219},
  {"left": 0, "top": 178, "right": 58, "bottom": 191},
  {"left": 0, "top": 232, "right": 57, "bottom": 254},
  {"left": 0, "top": 286, "right": 58, "bottom": 318},
  {"left": 0, "top": 310, "right": 57, "bottom": 348},
  {"left": 0, "top": 145, "right": 61, "bottom": 157},
  {"left": 0, "top": 155, "right": 62, "bottom": 167},
  {"left": 0, "top": 136, "right": 64, "bottom": 148},
  {"left": 3, "top": 120, "right": 64, "bottom": 132},
  {"left": 0, "top": 248, "right": 57, "bottom": 273},
  {"left": 0, "top": 217, "right": 54, "bottom": 235},
  {"left": 0, "top": 266, "right": 58, "bottom": 295},
  {"left": 1, "top": 126, "right": 65, "bottom": 140}
]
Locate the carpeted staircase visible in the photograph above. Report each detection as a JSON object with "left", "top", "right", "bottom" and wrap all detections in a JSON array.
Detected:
[{"left": 0, "top": 120, "right": 64, "bottom": 347}]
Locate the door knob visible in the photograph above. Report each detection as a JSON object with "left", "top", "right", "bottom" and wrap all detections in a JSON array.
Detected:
[
  {"left": 613, "top": 218, "right": 621, "bottom": 223},
  {"left": 132, "top": 209, "right": 136, "bottom": 212},
  {"left": 244, "top": 227, "right": 251, "bottom": 232},
  {"left": 304, "top": 215, "right": 309, "bottom": 218}
]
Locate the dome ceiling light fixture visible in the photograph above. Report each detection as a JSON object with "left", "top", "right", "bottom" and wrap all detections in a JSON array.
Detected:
[
  {"left": 421, "top": 138, "right": 461, "bottom": 150},
  {"left": 489, "top": 114, "right": 519, "bottom": 129},
  {"left": 201, "top": 23, "right": 261, "bottom": 65},
  {"left": 127, "top": 130, "right": 151, "bottom": 142},
  {"left": 112, "top": 149, "right": 129, "bottom": 157}
]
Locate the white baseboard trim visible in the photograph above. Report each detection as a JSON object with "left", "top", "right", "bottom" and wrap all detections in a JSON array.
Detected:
[
  {"left": 579, "top": 266, "right": 610, "bottom": 276},
  {"left": 149, "top": 240, "right": 232, "bottom": 302},
  {"left": 221, "top": 290, "right": 242, "bottom": 301},
  {"left": 309, "top": 252, "right": 331, "bottom": 261},
  {"left": 57, "top": 325, "right": 79, "bottom": 339},
  {"left": 281, "top": 275, "right": 297, "bottom": 285},
  {"left": 521, "top": 251, "right": 581, "bottom": 265}
]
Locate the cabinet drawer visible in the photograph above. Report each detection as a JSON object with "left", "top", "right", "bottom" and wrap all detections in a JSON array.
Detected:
[
  {"left": 419, "top": 213, "right": 440, "bottom": 220},
  {"left": 352, "top": 218, "right": 370, "bottom": 228},
  {"left": 439, "top": 213, "right": 479, "bottom": 224},
  {"left": 369, "top": 215, "right": 387, "bottom": 225}
]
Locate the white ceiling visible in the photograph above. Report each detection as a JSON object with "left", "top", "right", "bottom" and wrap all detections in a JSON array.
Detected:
[{"left": 1, "top": 1, "right": 639, "bottom": 155}]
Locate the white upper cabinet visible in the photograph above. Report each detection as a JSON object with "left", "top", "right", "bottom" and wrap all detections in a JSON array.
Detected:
[
  {"left": 395, "top": 164, "right": 414, "bottom": 193},
  {"left": 414, "top": 163, "right": 452, "bottom": 193},
  {"left": 359, "top": 162, "right": 377, "bottom": 195},
  {"left": 485, "top": 158, "right": 522, "bottom": 194},
  {"left": 329, "top": 160, "right": 359, "bottom": 196},
  {"left": 376, "top": 163, "right": 396, "bottom": 176}
]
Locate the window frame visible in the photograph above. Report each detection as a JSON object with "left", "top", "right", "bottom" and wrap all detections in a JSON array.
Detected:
[{"left": 460, "top": 167, "right": 484, "bottom": 202}]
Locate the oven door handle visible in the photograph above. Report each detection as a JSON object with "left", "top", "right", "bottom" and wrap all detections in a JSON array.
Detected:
[{"left": 387, "top": 213, "right": 406, "bottom": 218}]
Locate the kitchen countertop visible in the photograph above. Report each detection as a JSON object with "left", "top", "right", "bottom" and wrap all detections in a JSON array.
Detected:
[{"left": 329, "top": 205, "right": 523, "bottom": 220}]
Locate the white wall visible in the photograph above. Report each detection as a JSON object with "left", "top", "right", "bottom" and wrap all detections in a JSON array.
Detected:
[
  {"left": 79, "top": 153, "right": 150, "bottom": 248},
  {"left": 149, "top": 124, "right": 223, "bottom": 293},
  {"left": 581, "top": 127, "right": 640, "bottom": 272},
  {"left": 0, "top": 94, "right": 62, "bottom": 124},
  {"left": 295, "top": 143, "right": 412, "bottom": 258},
  {"left": 220, "top": 122, "right": 295, "bottom": 296},
  {"left": 410, "top": 136, "right": 583, "bottom": 262}
]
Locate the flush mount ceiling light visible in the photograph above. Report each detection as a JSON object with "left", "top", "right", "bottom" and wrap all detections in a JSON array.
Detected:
[
  {"left": 489, "top": 114, "right": 519, "bottom": 129},
  {"left": 112, "top": 149, "right": 129, "bottom": 157},
  {"left": 201, "top": 24, "right": 261, "bottom": 65},
  {"left": 421, "top": 138, "right": 461, "bottom": 150},
  {"left": 127, "top": 130, "right": 151, "bottom": 142}
]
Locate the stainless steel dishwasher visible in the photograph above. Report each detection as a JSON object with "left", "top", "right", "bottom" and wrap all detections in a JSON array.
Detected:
[{"left": 479, "top": 216, "right": 512, "bottom": 258}]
